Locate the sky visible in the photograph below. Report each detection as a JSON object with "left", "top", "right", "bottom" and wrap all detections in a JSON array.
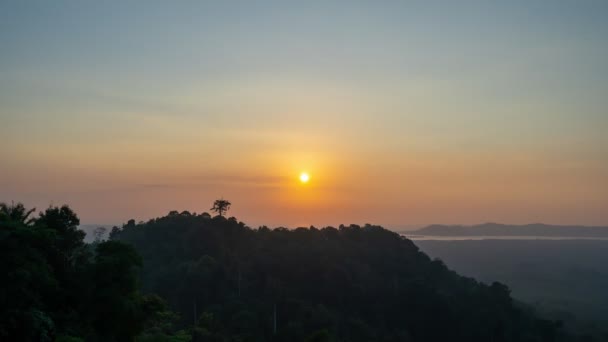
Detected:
[{"left": 1, "top": 1, "right": 607, "bottom": 228}]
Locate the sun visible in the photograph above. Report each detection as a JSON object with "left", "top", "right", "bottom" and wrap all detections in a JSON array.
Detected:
[{"left": 299, "top": 172, "right": 310, "bottom": 183}]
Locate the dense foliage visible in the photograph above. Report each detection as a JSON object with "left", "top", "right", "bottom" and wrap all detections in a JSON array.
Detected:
[
  {"left": 0, "top": 203, "right": 176, "bottom": 341},
  {"left": 3, "top": 202, "right": 587, "bottom": 341},
  {"left": 111, "top": 210, "right": 570, "bottom": 342}
]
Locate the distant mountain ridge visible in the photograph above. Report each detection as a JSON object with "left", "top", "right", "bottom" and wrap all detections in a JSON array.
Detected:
[{"left": 411, "top": 223, "right": 608, "bottom": 237}]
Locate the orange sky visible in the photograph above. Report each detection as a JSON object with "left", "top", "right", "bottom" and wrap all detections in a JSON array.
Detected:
[{"left": 1, "top": 2, "right": 607, "bottom": 227}]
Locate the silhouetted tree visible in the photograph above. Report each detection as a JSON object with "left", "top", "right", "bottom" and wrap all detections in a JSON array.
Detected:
[
  {"left": 87, "top": 240, "right": 144, "bottom": 340},
  {"left": 210, "top": 199, "right": 231, "bottom": 217},
  {"left": 0, "top": 202, "right": 164, "bottom": 341},
  {"left": 0, "top": 202, "right": 36, "bottom": 225}
]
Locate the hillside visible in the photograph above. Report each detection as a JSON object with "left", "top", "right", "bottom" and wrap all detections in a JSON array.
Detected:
[
  {"left": 416, "top": 239, "right": 608, "bottom": 338},
  {"left": 111, "top": 211, "right": 568, "bottom": 341},
  {"left": 411, "top": 223, "right": 608, "bottom": 237},
  {"left": 4, "top": 203, "right": 587, "bottom": 341}
]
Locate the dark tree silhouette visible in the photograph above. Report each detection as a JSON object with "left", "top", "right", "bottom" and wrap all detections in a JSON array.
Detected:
[
  {"left": 210, "top": 199, "right": 231, "bottom": 217},
  {"left": 0, "top": 202, "right": 167, "bottom": 341},
  {"left": 0, "top": 202, "right": 36, "bottom": 225}
]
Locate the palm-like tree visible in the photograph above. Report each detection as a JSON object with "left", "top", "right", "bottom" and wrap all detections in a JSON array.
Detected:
[
  {"left": 0, "top": 202, "right": 36, "bottom": 225},
  {"left": 210, "top": 199, "right": 231, "bottom": 217}
]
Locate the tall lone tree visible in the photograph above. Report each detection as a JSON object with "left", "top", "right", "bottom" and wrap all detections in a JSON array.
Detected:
[{"left": 210, "top": 199, "right": 231, "bottom": 217}]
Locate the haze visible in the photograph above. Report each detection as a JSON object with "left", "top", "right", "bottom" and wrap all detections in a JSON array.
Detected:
[{"left": 1, "top": 1, "right": 607, "bottom": 227}]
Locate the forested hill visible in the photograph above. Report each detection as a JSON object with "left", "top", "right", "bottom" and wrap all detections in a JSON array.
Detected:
[
  {"left": 110, "top": 211, "right": 568, "bottom": 341},
  {"left": 2, "top": 203, "right": 582, "bottom": 341},
  {"left": 411, "top": 223, "right": 608, "bottom": 237}
]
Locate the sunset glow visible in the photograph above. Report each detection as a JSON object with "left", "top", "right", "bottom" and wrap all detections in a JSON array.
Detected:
[
  {"left": 2, "top": 3, "right": 608, "bottom": 340},
  {"left": 1, "top": 2, "right": 606, "bottom": 228}
]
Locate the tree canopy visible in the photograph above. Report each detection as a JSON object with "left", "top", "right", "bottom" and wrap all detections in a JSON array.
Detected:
[
  {"left": 2, "top": 202, "right": 591, "bottom": 341},
  {"left": 210, "top": 199, "right": 231, "bottom": 217},
  {"left": 0, "top": 203, "right": 169, "bottom": 341},
  {"left": 111, "top": 210, "right": 575, "bottom": 342}
]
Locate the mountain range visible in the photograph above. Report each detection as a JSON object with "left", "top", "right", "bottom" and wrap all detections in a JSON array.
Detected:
[{"left": 409, "top": 223, "right": 608, "bottom": 237}]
